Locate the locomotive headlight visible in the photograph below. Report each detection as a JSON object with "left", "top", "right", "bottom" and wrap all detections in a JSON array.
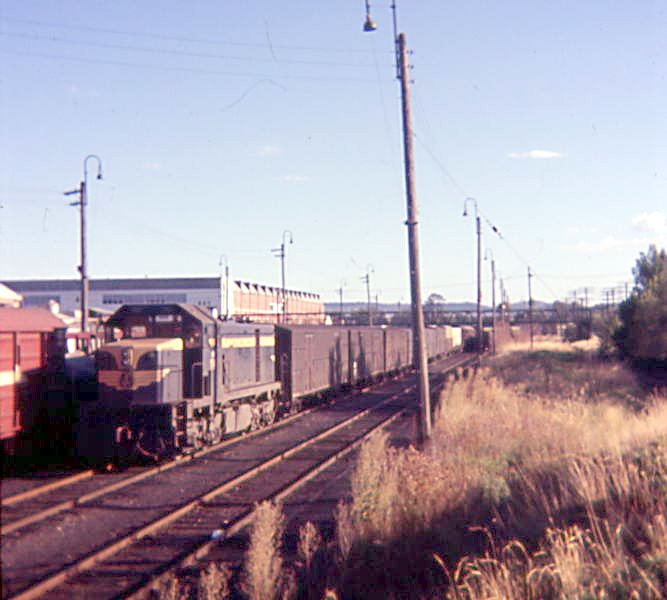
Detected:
[{"left": 120, "top": 347, "right": 132, "bottom": 368}]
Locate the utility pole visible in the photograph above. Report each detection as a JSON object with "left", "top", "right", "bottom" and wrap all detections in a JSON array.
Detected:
[
  {"left": 363, "top": 8, "right": 431, "bottom": 443},
  {"left": 272, "top": 230, "right": 293, "bottom": 324},
  {"left": 499, "top": 278, "right": 505, "bottom": 322},
  {"left": 398, "top": 32, "right": 431, "bottom": 443},
  {"left": 65, "top": 155, "right": 102, "bottom": 339},
  {"left": 338, "top": 281, "right": 345, "bottom": 325},
  {"left": 490, "top": 257, "right": 496, "bottom": 354},
  {"left": 527, "top": 267, "right": 534, "bottom": 349},
  {"left": 464, "top": 197, "right": 482, "bottom": 354},
  {"left": 361, "top": 270, "right": 372, "bottom": 326},
  {"left": 219, "top": 255, "right": 230, "bottom": 319}
]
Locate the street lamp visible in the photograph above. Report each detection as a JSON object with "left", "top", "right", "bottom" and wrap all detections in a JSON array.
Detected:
[
  {"left": 64, "top": 154, "right": 103, "bottom": 338},
  {"left": 272, "top": 230, "right": 293, "bottom": 323},
  {"left": 363, "top": 1, "right": 432, "bottom": 444},
  {"left": 463, "top": 197, "right": 482, "bottom": 354},
  {"left": 363, "top": 0, "right": 378, "bottom": 30}
]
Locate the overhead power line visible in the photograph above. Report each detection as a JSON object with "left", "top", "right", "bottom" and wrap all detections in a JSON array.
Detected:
[
  {"left": 0, "top": 30, "right": 378, "bottom": 68},
  {"left": 413, "top": 123, "right": 562, "bottom": 300},
  {"left": 0, "top": 49, "right": 372, "bottom": 82},
  {"left": 0, "top": 16, "right": 393, "bottom": 55}
]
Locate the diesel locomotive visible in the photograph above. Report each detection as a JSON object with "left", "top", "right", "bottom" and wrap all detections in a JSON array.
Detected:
[
  {"left": 78, "top": 304, "right": 281, "bottom": 463},
  {"left": 78, "top": 303, "right": 463, "bottom": 464}
]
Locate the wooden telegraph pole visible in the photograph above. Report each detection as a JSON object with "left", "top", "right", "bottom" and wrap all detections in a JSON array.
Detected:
[{"left": 397, "top": 33, "right": 431, "bottom": 443}]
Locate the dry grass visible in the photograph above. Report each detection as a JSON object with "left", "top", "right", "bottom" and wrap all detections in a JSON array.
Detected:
[
  {"left": 241, "top": 501, "right": 286, "bottom": 600},
  {"left": 297, "top": 521, "right": 322, "bottom": 572},
  {"left": 329, "top": 355, "right": 667, "bottom": 599},
  {"left": 197, "top": 561, "right": 231, "bottom": 600},
  {"left": 488, "top": 343, "right": 647, "bottom": 408},
  {"left": 445, "top": 448, "right": 667, "bottom": 599}
]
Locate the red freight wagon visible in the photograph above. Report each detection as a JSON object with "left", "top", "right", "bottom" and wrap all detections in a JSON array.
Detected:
[{"left": 0, "top": 307, "right": 66, "bottom": 455}]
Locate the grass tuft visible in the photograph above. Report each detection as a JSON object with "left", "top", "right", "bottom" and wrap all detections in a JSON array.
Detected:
[
  {"left": 197, "top": 561, "right": 230, "bottom": 600},
  {"left": 241, "top": 501, "right": 286, "bottom": 600}
]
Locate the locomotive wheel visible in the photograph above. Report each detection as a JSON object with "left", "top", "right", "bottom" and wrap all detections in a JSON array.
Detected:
[
  {"left": 261, "top": 403, "right": 276, "bottom": 427},
  {"left": 249, "top": 406, "right": 262, "bottom": 431}
]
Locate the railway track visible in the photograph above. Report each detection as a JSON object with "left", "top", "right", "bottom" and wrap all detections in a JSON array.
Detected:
[
  {"left": 1, "top": 403, "right": 320, "bottom": 537},
  {"left": 2, "top": 470, "right": 95, "bottom": 507},
  {"left": 3, "top": 353, "right": 476, "bottom": 600}
]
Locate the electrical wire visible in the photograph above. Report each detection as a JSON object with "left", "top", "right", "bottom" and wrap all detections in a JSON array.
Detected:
[
  {"left": 0, "top": 30, "right": 379, "bottom": 68},
  {"left": 0, "top": 48, "right": 372, "bottom": 83},
  {"left": 0, "top": 16, "right": 393, "bottom": 55},
  {"left": 413, "top": 121, "right": 563, "bottom": 300}
]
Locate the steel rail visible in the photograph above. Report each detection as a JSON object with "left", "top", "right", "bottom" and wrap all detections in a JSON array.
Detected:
[
  {"left": 1, "top": 470, "right": 94, "bottom": 507},
  {"left": 0, "top": 401, "right": 321, "bottom": 537},
  {"left": 7, "top": 382, "right": 416, "bottom": 600},
  {"left": 129, "top": 390, "right": 417, "bottom": 599}
]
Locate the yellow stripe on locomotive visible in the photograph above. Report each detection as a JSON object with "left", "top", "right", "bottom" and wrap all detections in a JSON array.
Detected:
[{"left": 96, "top": 337, "right": 183, "bottom": 400}]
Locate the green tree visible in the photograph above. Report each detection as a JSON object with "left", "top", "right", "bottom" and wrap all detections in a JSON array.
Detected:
[{"left": 615, "top": 245, "right": 667, "bottom": 362}]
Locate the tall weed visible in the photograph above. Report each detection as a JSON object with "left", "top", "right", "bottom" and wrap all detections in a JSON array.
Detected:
[
  {"left": 332, "top": 364, "right": 667, "bottom": 599},
  {"left": 241, "top": 501, "right": 285, "bottom": 600}
]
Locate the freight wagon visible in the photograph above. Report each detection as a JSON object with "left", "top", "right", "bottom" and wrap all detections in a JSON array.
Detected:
[
  {"left": 0, "top": 307, "right": 67, "bottom": 457},
  {"left": 276, "top": 324, "right": 459, "bottom": 408}
]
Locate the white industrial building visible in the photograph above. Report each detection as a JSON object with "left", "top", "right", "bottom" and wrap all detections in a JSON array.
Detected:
[{"left": 3, "top": 277, "right": 324, "bottom": 324}]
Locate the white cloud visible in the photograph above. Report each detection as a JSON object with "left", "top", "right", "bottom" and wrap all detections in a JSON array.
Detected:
[
  {"left": 143, "top": 162, "right": 161, "bottom": 171},
  {"left": 508, "top": 150, "right": 565, "bottom": 159},
  {"left": 68, "top": 84, "right": 101, "bottom": 99},
  {"left": 279, "top": 175, "right": 310, "bottom": 182},
  {"left": 256, "top": 144, "right": 280, "bottom": 157},
  {"left": 632, "top": 211, "right": 667, "bottom": 234},
  {"left": 566, "top": 235, "right": 661, "bottom": 254}
]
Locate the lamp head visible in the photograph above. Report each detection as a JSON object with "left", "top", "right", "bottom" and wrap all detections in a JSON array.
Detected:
[
  {"left": 363, "top": 15, "right": 377, "bottom": 31},
  {"left": 463, "top": 208, "right": 468, "bottom": 217}
]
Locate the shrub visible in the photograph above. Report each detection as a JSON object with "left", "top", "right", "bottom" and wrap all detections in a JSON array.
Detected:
[{"left": 615, "top": 245, "right": 667, "bottom": 366}]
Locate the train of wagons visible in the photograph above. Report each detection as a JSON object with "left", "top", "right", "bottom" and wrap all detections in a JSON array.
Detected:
[{"left": 76, "top": 303, "right": 467, "bottom": 464}]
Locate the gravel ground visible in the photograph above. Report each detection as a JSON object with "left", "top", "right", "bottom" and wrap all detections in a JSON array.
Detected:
[
  {"left": 1, "top": 378, "right": 410, "bottom": 598},
  {"left": 1, "top": 471, "right": 88, "bottom": 500},
  {"left": 47, "top": 394, "right": 414, "bottom": 599}
]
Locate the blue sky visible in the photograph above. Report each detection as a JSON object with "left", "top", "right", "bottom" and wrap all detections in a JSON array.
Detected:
[{"left": 1, "top": 1, "right": 665, "bottom": 306}]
